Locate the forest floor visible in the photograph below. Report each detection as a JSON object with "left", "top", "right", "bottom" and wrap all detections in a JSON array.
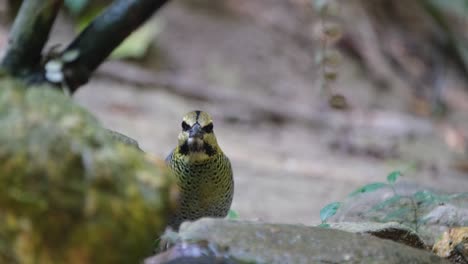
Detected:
[{"left": 1, "top": 0, "right": 468, "bottom": 224}]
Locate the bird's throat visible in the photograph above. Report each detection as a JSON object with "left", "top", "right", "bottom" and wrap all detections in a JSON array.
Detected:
[
  {"left": 179, "top": 138, "right": 217, "bottom": 158},
  {"left": 188, "top": 137, "right": 204, "bottom": 152}
]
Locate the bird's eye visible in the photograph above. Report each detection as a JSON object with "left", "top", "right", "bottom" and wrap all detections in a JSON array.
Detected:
[
  {"left": 203, "top": 123, "right": 213, "bottom": 133},
  {"left": 182, "top": 121, "right": 190, "bottom": 131}
]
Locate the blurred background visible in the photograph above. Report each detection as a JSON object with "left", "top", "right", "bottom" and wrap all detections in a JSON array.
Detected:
[{"left": 1, "top": 0, "right": 468, "bottom": 224}]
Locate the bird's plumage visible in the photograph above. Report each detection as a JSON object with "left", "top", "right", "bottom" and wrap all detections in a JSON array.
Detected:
[{"left": 166, "top": 111, "right": 234, "bottom": 230}]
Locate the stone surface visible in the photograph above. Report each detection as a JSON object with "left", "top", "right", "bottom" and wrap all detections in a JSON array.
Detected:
[
  {"left": 330, "top": 182, "right": 468, "bottom": 246},
  {"left": 0, "top": 78, "right": 175, "bottom": 263},
  {"left": 147, "top": 218, "right": 448, "bottom": 264},
  {"left": 433, "top": 227, "right": 468, "bottom": 264},
  {"left": 329, "top": 221, "right": 426, "bottom": 249}
]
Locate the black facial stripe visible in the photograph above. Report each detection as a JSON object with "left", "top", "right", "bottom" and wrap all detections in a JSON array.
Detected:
[
  {"left": 179, "top": 141, "right": 216, "bottom": 156},
  {"left": 203, "top": 123, "right": 213, "bottom": 133},
  {"left": 179, "top": 142, "right": 189, "bottom": 155},
  {"left": 205, "top": 143, "right": 216, "bottom": 156},
  {"left": 182, "top": 121, "right": 190, "bottom": 131},
  {"left": 195, "top": 110, "right": 201, "bottom": 121}
]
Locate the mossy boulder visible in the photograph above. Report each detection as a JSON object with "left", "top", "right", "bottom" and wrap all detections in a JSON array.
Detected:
[{"left": 0, "top": 78, "right": 175, "bottom": 263}]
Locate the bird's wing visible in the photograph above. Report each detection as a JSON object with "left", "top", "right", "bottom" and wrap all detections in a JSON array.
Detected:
[{"left": 165, "top": 150, "right": 174, "bottom": 164}]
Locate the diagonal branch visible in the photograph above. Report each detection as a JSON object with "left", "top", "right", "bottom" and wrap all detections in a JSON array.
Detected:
[
  {"left": 1, "top": 0, "right": 62, "bottom": 77},
  {"left": 62, "top": 0, "right": 170, "bottom": 93}
]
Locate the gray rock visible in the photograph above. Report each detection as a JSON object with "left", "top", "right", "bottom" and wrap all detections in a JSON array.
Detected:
[
  {"left": 329, "top": 181, "right": 468, "bottom": 246},
  {"left": 423, "top": 203, "right": 468, "bottom": 226},
  {"left": 147, "top": 218, "right": 448, "bottom": 264},
  {"left": 329, "top": 221, "right": 425, "bottom": 249}
]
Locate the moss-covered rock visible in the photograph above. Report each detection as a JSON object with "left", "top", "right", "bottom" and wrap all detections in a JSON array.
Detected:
[
  {"left": 329, "top": 182, "right": 468, "bottom": 246},
  {"left": 0, "top": 78, "right": 175, "bottom": 263}
]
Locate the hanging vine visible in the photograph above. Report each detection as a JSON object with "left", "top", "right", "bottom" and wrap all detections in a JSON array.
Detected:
[{"left": 313, "top": 0, "right": 348, "bottom": 110}]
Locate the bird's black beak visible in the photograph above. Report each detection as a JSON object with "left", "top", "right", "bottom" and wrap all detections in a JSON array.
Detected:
[
  {"left": 187, "top": 123, "right": 204, "bottom": 152},
  {"left": 188, "top": 123, "right": 204, "bottom": 139}
]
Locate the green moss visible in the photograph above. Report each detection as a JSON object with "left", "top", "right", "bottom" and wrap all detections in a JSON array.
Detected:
[{"left": 0, "top": 78, "right": 175, "bottom": 263}]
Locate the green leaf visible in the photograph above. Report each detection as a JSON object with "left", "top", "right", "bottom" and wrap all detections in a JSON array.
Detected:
[
  {"left": 386, "top": 171, "right": 401, "bottom": 184},
  {"left": 111, "top": 18, "right": 164, "bottom": 60},
  {"left": 65, "top": 0, "right": 89, "bottom": 15},
  {"left": 75, "top": 7, "right": 106, "bottom": 32},
  {"left": 349, "top": 182, "right": 388, "bottom": 197},
  {"left": 227, "top": 209, "right": 240, "bottom": 220},
  {"left": 382, "top": 207, "right": 413, "bottom": 222},
  {"left": 418, "top": 215, "right": 432, "bottom": 226},
  {"left": 413, "top": 190, "right": 435, "bottom": 205},
  {"left": 370, "top": 194, "right": 402, "bottom": 212},
  {"left": 318, "top": 223, "right": 330, "bottom": 228},
  {"left": 152, "top": 237, "right": 161, "bottom": 249},
  {"left": 320, "top": 202, "right": 341, "bottom": 222},
  {"left": 313, "top": 0, "right": 330, "bottom": 12},
  {"left": 427, "top": 0, "right": 468, "bottom": 17},
  {"left": 447, "top": 192, "right": 468, "bottom": 200}
]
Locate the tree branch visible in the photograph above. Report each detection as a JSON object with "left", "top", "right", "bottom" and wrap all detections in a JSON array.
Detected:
[
  {"left": 1, "top": 0, "right": 62, "bottom": 77},
  {"left": 62, "top": 0, "right": 170, "bottom": 93}
]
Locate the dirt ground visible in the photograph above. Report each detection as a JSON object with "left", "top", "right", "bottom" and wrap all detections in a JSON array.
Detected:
[{"left": 2, "top": 0, "right": 468, "bottom": 225}]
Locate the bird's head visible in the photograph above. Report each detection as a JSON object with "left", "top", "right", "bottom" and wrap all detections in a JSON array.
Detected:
[{"left": 177, "top": 110, "right": 219, "bottom": 160}]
